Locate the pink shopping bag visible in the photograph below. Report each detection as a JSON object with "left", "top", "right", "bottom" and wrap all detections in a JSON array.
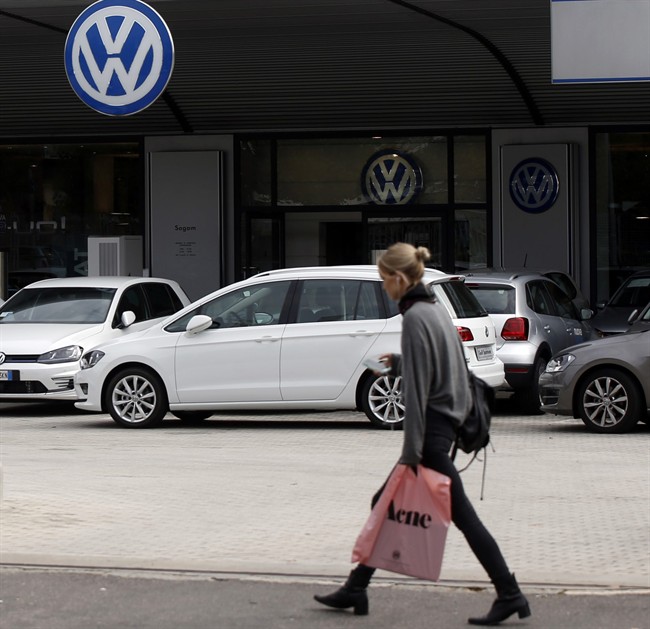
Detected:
[{"left": 351, "top": 464, "right": 451, "bottom": 581}]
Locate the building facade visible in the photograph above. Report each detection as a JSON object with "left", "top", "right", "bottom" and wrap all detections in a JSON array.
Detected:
[{"left": 1, "top": 0, "right": 649, "bottom": 302}]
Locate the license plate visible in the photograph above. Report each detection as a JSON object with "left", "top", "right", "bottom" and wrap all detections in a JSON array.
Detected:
[
  {"left": 475, "top": 345, "right": 494, "bottom": 361},
  {"left": 0, "top": 370, "right": 18, "bottom": 381}
]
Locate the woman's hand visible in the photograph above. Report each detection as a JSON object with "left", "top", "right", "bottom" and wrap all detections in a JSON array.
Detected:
[{"left": 378, "top": 353, "right": 393, "bottom": 369}]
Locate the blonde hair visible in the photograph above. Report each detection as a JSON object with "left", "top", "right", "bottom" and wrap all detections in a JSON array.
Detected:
[{"left": 377, "top": 242, "right": 431, "bottom": 285}]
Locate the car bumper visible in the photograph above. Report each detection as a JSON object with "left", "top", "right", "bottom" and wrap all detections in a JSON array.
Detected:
[
  {"left": 494, "top": 341, "right": 540, "bottom": 391},
  {"left": 538, "top": 370, "right": 575, "bottom": 416},
  {"left": 73, "top": 369, "right": 104, "bottom": 412},
  {"left": 0, "top": 363, "right": 79, "bottom": 400},
  {"left": 469, "top": 358, "right": 506, "bottom": 388}
]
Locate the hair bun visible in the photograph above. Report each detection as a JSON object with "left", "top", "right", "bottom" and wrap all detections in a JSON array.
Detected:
[{"left": 415, "top": 246, "right": 432, "bottom": 263}]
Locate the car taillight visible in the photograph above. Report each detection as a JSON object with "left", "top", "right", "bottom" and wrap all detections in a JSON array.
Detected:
[
  {"left": 456, "top": 326, "right": 474, "bottom": 342},
  {"left": 501, "top": 317, "right": 529, "bottom": 341}
]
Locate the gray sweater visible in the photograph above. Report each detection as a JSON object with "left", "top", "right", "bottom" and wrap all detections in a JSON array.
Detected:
[{"left": 393, "top": 298, "right": 471, "bottom": 466}]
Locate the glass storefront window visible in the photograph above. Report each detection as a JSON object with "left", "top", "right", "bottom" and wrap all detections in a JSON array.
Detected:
[
  {"left": 240, "top": 139, "right": 272, "bottom": 206},
  {"left": 594, "top": 131, "right": 650, "bottom": 303},
  {"left": 0, "top": 142, "right": 141, "bottom": 294},
  {"left": 238, "top": 133, "right": 489, "bottom": 277},
  {"left": 368, "top": 217, "right": 443, "bottom": 268},
  {"left": 275, "top": 137, "right": 448, "bottom": 206},
  {"left": 455, "top": 209, "right": 487, "bottom": 270},
  {"left": 454, "top": 136, "right": 487, "bottom": 203}
]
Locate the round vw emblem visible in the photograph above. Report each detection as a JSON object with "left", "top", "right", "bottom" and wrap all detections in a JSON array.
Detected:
[
  {"left": 0, "top": 352, "right": 5, "bottom": 366},
  {"left": 64, "top": 0, "right": 175, "bottom": 116},
  {"left": 509, "top": 158, "right": 560, "bottom": 213},
  {"left": 362, "top": 150, "right": 423, "bottom": 205}
]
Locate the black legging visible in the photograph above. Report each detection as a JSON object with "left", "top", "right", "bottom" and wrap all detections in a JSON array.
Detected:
[{"left": 356, "top": 416, "right": 510, "bottom": 586}]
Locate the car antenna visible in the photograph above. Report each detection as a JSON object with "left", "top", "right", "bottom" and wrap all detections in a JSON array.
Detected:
[{"left": 522, "top": 253, "right": 528, "bottom": 268}]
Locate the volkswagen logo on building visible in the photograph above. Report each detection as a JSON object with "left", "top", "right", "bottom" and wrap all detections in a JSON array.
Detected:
[
  {"left": 64, "top": 0, "right": 174, "bottom": 116},
  {"left": 362, "top": 150, "right": 423, "bottom": 205},
  {"left": 0, "top": 352, "right": 5, "bottom": 366},
  {"left": 509, "top": 158, "right": 560, "bottom": 213}
]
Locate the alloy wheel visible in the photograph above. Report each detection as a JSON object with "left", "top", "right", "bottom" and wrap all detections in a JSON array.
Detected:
[
  {"left": 112, "top": 374, "right": 158, "bottom": 424},
  {"left": 366, "top": 375, "right": 404, "bottom": 428}
]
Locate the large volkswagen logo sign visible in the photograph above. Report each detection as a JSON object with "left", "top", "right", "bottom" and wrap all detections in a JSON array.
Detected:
[
  {"left": 64, "top": 0, "right": 174, "bottom": 116},
  {"left": 509, "top": 158, "right": 560, "bottom": 213},
  {"left": 362, "top": 150, "right": 423, "bottom": 205}
]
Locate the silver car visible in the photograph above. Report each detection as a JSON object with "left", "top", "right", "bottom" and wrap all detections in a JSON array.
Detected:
[
  {"left": 465, "top": 271, "right": 596, "bottom": 412},
  {"left": 539, "top": 303, "right": 650, "bottom": 433}
]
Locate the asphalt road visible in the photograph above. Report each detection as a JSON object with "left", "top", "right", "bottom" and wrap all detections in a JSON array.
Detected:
[{"left": 1, "top": 399, "right": 648, "bottom": 629}]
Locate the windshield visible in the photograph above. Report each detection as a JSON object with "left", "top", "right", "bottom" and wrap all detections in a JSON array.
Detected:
[
  {"left": 610, "top": 277, "right": 650, "bottom": 307},
  {"left": 0, "top": 287, "right": 116, "bottom": 324}
]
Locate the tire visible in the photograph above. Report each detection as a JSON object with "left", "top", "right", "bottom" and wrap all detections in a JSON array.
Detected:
[
  {"left": 104, "top": 367, "right": 168, "bottom": 429},
  {"left": 576, "top": 368, "right": 643, "bottom": 434},
  {"left": 360, "top": 373, "right": 404, "bottom": 429},
  {"left": 171, "top": 411, "right": 213, "bottom": 423},
  {"left": 516, "top": 355, "right": 547, "bottom": 414}
]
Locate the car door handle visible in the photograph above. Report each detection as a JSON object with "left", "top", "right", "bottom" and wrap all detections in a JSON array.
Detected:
[
  {"left": 348, "top": 330, "right": 376, "bottom": 337},
  {"left": 255, "top": 335, "right": 280, "bottom": 343}
]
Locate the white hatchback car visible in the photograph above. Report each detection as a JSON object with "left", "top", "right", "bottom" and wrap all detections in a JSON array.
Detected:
[
  {"left": 0, "top": 276, "right": 190, "bottom": 401},
  {"left": 74, "top": 266, "right": 503, "bottom": 429}
]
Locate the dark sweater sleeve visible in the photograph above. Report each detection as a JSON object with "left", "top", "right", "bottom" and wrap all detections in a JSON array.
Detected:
[{"left": 398, "top": 301, "right": 471, "bottom": 466}]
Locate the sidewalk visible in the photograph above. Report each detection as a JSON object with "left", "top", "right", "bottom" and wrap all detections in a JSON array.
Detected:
[{"left": 1, "top": 403, "right": 649, "bottom": 592}]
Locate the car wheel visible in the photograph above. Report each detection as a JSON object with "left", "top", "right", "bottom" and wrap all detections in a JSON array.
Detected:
[
  {"left": 516, "top": 355, "right": 547, "bottom": 414},
  {"left": 105, "top": 367, "right": 168, "bottom": 429},
  {"left": 171, "top": 411, "right": 212, "bottom": 423},
  {"left": 360, "top": 374, "right": 404, "bottom": 429},
  {"left": 577, "top": 368, "right": 642, "bottom": 433}
]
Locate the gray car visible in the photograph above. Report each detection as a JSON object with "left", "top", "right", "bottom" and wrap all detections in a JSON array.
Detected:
[
  {"left": 539, "top": 304, "right": 650, "bottom": 433},
  {"left": 590, "top": 269, "right": 650, "bottom": 336},
  {"left": 465, "top": 271, "right": 595, "bottom": 412}
]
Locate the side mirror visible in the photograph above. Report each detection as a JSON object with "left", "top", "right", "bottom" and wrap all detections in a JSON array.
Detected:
[
  {"left": 120, "top": 310, "right": 136, "bottom": 328},
  {"left": 186, "top": 314, "right": 213, "bottom": 335},
  {"left": 580, "top": 308, "right": 593, "bottom": 321},
  {"left": 254, "top": 312, "right": 274, "bottom": 325}
]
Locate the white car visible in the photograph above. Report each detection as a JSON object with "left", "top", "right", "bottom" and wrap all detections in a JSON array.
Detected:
[
  {"left": 0, "top": 276, "right": 190, "bottom": 401},
  {"left": 74, "top": 266, "right": 503, "bottom": 429}
]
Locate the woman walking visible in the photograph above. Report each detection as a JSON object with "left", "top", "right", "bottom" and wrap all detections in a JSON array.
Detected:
[{"left": 314, "top": 243, "right": 530, "bottom": 626}]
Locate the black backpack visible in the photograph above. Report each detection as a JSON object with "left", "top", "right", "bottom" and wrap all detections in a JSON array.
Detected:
[
  {"left": 451, "top": 369, "right": 494, "bottom": 499},
  {"left": 453, "top": 370, "right": 493, "bottom": 457}
]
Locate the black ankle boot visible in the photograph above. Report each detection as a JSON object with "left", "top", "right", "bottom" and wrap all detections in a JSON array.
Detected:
[
  {"left": 314, "top": 566, "right": 373, "bottom": 616},
  {"left": 468, "top": 573, "right": 531, "bottom": 626}
]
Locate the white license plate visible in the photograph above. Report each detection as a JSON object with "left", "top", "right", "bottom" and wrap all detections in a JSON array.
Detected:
[
  {"left": 0, "top": 370, "right": 17, "bottom": 381},
  {"left": 475, "top": 345, "right": 494, "bottom": 361}
]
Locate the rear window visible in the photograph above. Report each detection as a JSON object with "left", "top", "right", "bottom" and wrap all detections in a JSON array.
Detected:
[
  {"left": 466, "top": 284, "right": 516, "bottom": 315},
  {"left": 436, "top": 281, "right": 487, "bottom": 318}
]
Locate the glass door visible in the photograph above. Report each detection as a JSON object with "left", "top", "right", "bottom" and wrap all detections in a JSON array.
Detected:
[
  {"left": 367, "top": 216, "right": 447, "bottom": 269},
  {"left": 242, "top": 213, "right": 284, "bottom": 277}
]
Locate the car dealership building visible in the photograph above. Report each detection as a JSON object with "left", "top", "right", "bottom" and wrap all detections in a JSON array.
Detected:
[{"left": 1, "top": 0, "right": 649, "bottom": 301}]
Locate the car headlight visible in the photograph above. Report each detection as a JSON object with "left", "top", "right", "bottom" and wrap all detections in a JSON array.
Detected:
[
  {"left": 37, "top": 345, "right": 83, "bottom": 364},
  {"left": 545, "top": 354, "right": 575, "bottom": 373},
  {"left": 80, "top": 350, "right": 105, "bottom": 370}
]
